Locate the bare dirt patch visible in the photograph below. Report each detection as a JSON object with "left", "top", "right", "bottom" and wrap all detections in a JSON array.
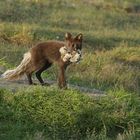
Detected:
[{"left": 0, "top": 79, "right": 105, "bottom": 97}]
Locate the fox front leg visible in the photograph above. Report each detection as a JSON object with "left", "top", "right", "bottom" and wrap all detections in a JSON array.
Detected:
[{"left": 58, "top": 65, "right": 67, "bottom": 89}]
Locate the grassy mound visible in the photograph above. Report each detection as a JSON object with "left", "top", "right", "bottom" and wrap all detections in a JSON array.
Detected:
[{"left": 0, "top": 87, "right": 140, "bottom": 139}]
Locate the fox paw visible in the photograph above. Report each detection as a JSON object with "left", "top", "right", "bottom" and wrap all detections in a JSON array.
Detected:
[{"left": 41, "top": 82, "right": 50, "bottom": 86}]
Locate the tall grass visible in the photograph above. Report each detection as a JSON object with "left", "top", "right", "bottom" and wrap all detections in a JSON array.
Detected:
[{"left": 68, "top": 45, "right": 140, "bottom": 93}]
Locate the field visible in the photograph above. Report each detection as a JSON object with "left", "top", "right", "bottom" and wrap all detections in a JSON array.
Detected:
[{"left": 0, "top": 0, "right": 140, "bottom": 140}]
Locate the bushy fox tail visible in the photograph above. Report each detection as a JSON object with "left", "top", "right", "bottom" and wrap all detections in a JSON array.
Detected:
[{"left": 2, "top": 52, "right": 31, "bottom": 80}]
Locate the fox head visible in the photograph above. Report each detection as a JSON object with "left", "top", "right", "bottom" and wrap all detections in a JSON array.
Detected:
[
  {"left": 65, "top": 32, "right": 83, "bottom": 52},
  {"left": 60, "top": 32, "right": 83, "bottom": 63}
]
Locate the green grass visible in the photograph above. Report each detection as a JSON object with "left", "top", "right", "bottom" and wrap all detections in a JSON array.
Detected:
[
  {"left": 0, "top": 87, "right": 140, "bottom": 140},
  {"left": 0, "top": 0, "right": 140, "bottom": 139},
  {"left": 68, "top": 45, "right": 140, "bottom": 92}
]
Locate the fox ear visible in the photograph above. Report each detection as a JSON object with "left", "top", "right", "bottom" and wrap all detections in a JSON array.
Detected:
[
  {"left": 75, "top": 33, "right": 83, "bottom": 41},
  {"left": 65, "top": 32, "right": 72, "bottom": 40}
]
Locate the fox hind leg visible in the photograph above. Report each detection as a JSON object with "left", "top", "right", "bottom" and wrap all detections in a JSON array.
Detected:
[
  {"left": 35, "top": 63, "right": 52, "bottom": 85},
  {"left": 26, "top": 73, "right": 34, "bottom": 85}
]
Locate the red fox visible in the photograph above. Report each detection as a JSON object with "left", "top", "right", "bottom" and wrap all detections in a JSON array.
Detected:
[{"left": 2, "top": 33, "right": 83, "bottom": 88}]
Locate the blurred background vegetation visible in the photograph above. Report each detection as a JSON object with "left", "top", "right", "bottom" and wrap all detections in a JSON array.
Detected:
[
  {"left": 0, "top": 0, "right": 140, "bottom": 139},
  {"left": 0, "top": 0, "right": 140, "bottom": 93}
]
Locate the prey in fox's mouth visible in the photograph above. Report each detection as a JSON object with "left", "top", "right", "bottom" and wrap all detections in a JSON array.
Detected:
[{"left": 59, "top": 46, "right": 82, "bottom": 63}]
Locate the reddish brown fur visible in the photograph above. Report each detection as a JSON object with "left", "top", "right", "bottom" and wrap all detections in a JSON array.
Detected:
[
  {"left": 29, "top": 41, "right": 68, "bottom": 88},
  {"left": 29, "top": 41, "right": 65, "bottom": 73},
  {"left": 3, "top": 33, "right": 83, "bottom": 89}
]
